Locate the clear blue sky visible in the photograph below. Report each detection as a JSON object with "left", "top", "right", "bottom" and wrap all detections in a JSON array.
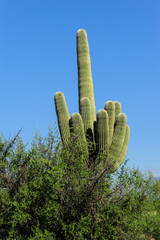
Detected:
[{"left": 0, "top": 1, "right": 159, "bottom": 176}]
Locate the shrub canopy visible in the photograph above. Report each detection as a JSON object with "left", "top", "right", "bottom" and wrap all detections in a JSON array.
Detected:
[{"left": 0, "top": 129, "right": 160, "bottom": 239}]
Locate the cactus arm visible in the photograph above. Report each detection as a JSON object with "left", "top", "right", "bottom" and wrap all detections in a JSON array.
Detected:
[
  {"left": 112, "top": 125, "right": 130, "bottom": 171},
  {"left": 119, "top": 124, "right": 130, "bottom": 163},
  {"left": 80, "top": 97, "right": 93, "bottom": 142},
  {"left": 77, "top": 29, "right": 96, "bottom": 122},
  {"left": 54, "top": 92, "right": 70, "bottom": 143},
  {"left": 69, "top": 113, "right": 86, "bottom": 140},
  {"left": 104, "top": 101, "right": 115, "bottom": 146},
  {"left": 69, "top": 113, "right": 88, "bottom": 156},
  {"left": 114, "top": 101, "right": 121, "bottom": 119},
  {"left": 108, "top": 113, "right": 127, "bottom": 170},
  {"left": 96, "top": 110, "right": 109, "bottom": 153}
]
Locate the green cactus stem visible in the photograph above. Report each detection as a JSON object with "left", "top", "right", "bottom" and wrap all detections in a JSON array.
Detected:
[
  {"left": 69, "top": 113, "right": 88, "bottom": 156},
  {"left": 108, "top": 113, "right": 127, "bottom": 170},
  {"left": 104, "top": 101, "right": 115, "bottom": 146},
  {"left": 96, "top": 110, "right": 109, "bottom": 153},
  {"left": 54, "top": 92, "right": 70, "bottom": 143},
  {"left": 112, "top": 125, "right": 130, "bottom": 172},
  {"left": 77, "top": 29, "right": 96, "bottom": 123},
  {"left": 80, "top": 97, "right": 93, "bottom": 142},
  {"left": 114, "top": 101, "right": 121, "bottom": 119}
]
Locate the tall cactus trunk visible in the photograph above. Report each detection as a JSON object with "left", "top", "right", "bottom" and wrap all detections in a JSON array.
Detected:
[{"left": 77, "top": 29, "right": 96, "bottom": 123}]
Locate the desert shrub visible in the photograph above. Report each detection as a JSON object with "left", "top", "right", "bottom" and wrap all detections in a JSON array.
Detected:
[{"left": 0, "top": 129, "right": 159, "bottom": 239}]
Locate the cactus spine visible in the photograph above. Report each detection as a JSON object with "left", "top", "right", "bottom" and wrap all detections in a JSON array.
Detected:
[{"left": 54, "top": 29, "right": 130, "bottom": 173}]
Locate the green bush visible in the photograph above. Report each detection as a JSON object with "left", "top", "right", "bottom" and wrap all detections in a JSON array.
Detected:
[{"left": 0, "top": 128, "right": 160, "bottom": 239}]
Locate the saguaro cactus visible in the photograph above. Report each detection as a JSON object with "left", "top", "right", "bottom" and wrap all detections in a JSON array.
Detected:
[{"left": 54, "top": 29, "right": 130, "bottom": 173}]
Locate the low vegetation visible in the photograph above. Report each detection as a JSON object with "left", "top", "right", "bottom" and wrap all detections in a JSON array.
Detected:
[{"left": 0, "top": 128, "right": 159, "bottom": 239}]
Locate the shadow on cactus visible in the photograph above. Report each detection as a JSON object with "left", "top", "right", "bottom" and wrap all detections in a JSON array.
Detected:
[{"left": 54, "top": 29, "right": 130, "bottom": 174}]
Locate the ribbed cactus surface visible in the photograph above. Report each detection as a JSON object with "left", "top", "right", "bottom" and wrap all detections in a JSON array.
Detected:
[
  {"left": 77, "top": 29, "right": 96, "bottom": 123},
  {"left": 54, "top": 29, "right": 130, "bottom": 173}
]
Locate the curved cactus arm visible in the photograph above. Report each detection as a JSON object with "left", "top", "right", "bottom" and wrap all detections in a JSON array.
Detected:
[
  {"left": 96, "top": 110, "right": 109, "bottom": 153},
  {"left": 104, "top": 101, "right": 115, "bottom": 146},
  {"left": 112, "top": 124, "right": 130, "bottom": 172},
  {"left": 119, "top": 124, "right": 130, "bottom": 163},
  {"left": 80, "top": 97, "right": 94, "bottom": 142},
  {"left": 54, "top": 92, "right": 70, "bottom": 143},
  {"left": 77, "top": 29, "right": 96, "bottom": 123},
  {"left": 108, "top": 113, "right": 127, "bottom": 170}
]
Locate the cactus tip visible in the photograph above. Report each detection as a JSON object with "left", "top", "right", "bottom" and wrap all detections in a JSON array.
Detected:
[
  {"left": 77, "top": 29, "right": 87, "bottom": 36},
  {"left": 54, "top": 91, "right": 63, "bottom": 99},
  {"left": 117, "top": 113, "right": 127, "bottom": 122}
]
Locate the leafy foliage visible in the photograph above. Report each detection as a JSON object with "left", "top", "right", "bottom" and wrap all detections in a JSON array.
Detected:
[{"left": 0, "top": 128, "right": 160, "bottom": 239}]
